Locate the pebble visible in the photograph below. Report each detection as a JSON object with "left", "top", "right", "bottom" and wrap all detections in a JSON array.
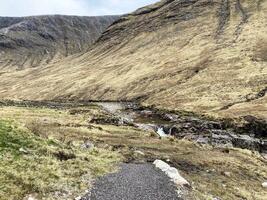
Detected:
[
  {"left": 223, "top": 172, "right": 231, "bottom": 177},
  {"left": 19, "top": 147, "right": 28, "bottom": 154},
  {"left": 134, "top": 150, "right": 145, "bottom": 156},
  {"left": 81, "top": 141, "right": 94, "bottom": 149},
  {"left": 24, "top": 194, "right": 37, "bottom": 200}
]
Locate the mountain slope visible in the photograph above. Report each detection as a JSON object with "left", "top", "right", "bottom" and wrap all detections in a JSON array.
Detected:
[
  {"left": 0, "top": 0, "right": 266, "bottom": 119},
  {"left": 0, "top": 15, "right": 119, "bottom": 70}
]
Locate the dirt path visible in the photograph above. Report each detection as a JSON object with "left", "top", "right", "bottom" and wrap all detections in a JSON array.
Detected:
[{"left": 81, "top": 163, "right": 182, "bottom": 200}]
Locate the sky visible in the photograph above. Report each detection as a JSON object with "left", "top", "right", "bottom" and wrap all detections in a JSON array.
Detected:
[{"left": 0, "top": 0, "right": 159, "bottom": 17}]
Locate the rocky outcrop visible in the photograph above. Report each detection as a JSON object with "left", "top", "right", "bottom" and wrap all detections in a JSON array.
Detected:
[
  {"left": 160, "top": 114, "right": 267, "bottom": 153},
  {"left": 87, "top": 101, "right": 267, "bottom": 153},
  {"left": 240, "top": 116, "right": 267, "bottom": 138}
]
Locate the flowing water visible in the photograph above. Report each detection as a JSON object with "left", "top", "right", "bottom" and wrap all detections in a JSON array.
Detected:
[
  {"left": 95, "top": 102, "right": 267, "bottom": 154},
  {"left": 95, "top": 102, "right": 173, "bottom": 137}
]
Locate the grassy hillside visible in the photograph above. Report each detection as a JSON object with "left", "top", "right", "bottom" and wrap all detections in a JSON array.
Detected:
[
  {"left": 0, "top": 15, "right": 118, "bottom": 70},
  {"left": 0, "top": 0, "right": 266, "bottom": 120},
  {"left": 0, "top": 117, "right": 121, "bottom": 200}
]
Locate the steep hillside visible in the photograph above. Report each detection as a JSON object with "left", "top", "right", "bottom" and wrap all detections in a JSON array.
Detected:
[
  {"left": 0, "top": 0, "right": 266, "bottom": 120},
  {"left": 0, "top": 15, "right": 119, "bottom": 70}
]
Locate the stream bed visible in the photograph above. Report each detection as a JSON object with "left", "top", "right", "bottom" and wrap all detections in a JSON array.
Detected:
[
  {"left": 95, "top": 102, "right": 267, "bottom": 154},
  {"left": 1, "top": 99, "right": 266, "bottom": 154},
  {"left": 96, "top": 102, "right": 173, "bottom": 137}
]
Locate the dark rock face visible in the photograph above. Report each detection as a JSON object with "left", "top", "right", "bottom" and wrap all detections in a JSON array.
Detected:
[
  {"left": 96, "top": 102, "right": 267, "bottom": 153},
  {"left": 160, "top": 115, "right": 267, "bottom": 153},
  {"left": 89, "top": 117, "right": 122, "bottom": 126},
  {"left": 1, "top": 100, "right": 266, "bottom": 152},
  {"left": 126, "top": 107, "right": 267, "bottom": 153},
  {"left": 0, "top": 15, "right": 119, "bottom": 69},
  {"left": 241, "top": 115, "right": 267, "bottom": 138}
]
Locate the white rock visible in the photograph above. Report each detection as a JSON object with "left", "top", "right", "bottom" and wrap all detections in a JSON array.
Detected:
[
  {"left": 25, "top": 194, "right": 37, "bottom": 200},
  {"left": 134, "top": 150, "right": 145, "bottom": 156},
  {"left": 153, "top": 160, "right": 190, "bottom": 187},
  {"left": 223, "top": 172, "right": 231, "bottom": 177},
  {"left": 262, "top": 182, "right": 267, "bottom": 188},
  {"left": 19, "top": 147, "right": 28, "bottom": 154},
  {"left": 261, "top": 153, "right": 267, "bottom": 160},
  {"left": 154, "top": 159, "right": 170, "bottom": 172}
]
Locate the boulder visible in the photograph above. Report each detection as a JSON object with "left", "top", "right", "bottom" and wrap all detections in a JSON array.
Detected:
[{"left": 153, "top": 160, "right": 190, "bottom": 187}]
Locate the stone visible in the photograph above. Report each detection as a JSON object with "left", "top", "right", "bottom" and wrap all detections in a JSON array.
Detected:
[
  {"left": 23, "top": 194, "right": 38, "bottom": 200},
  {"left": 242, "top": 116, "right": 267, "bottom": 138},
  {"left": 232, "top": 135, "right": 261, "bottom": 151},
  {"left": 81, "top": 141, "right": 94, "bottom": 149},
  {"left": 211, "top": 134, "right": 233, "bottom": 148},
  {"left": 134, "top": 150, "right": 145, "bottom": 156},
  {"left": 261, "top": 153, "right": 267, "bottom": 160},
  {"left": 223, "top": 172, "right": 231, "bottom": 177},
  {"left": 28, "top": 196, "right": 36, "bottom": 200},
  {"left": 153, "top": 160, "right": 190, "bottom": 187},
  {"left": 262, "top": 182, "right": 267, "bottom": 188},
  {"left": 19, "top": 147, "right": 28, "bottom": 154},
  {"left": 154, "top": 159, "right": 170, "bottom": 171}
]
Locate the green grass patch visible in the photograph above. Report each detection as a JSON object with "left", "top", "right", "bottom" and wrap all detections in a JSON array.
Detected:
[{"left": 0, "top": 120, "right": 121, "bottom": 200}]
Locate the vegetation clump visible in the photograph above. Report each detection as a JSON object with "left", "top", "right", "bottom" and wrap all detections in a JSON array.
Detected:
[{"left": 0, "top": 120, "right": 121, "bottom": 200}]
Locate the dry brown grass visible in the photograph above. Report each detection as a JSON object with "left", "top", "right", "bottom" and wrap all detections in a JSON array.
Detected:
[
  {"left": 0, "top": 119, "right": 122, "bottom": 200},
  {"left": 1, "top": 105, "right": 266, "bottom": 200},
  {"left": 0, "top": 0, "right": 266, "bottom": 120}
]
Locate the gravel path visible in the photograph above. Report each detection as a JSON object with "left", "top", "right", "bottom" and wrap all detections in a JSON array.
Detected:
[{"left": 81, "top": 163, "right": 182, "bottom": 200}]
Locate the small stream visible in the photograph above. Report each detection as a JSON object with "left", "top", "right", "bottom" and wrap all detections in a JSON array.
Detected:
[
  {"left": 95, "top": 102, "right": 267, "bottom": 154},
  {"left": 1, "top": 100, "right": 265, "bottom": 152},
  {"left": 96, "top": 102, "right": 172, "bottom": 137}
]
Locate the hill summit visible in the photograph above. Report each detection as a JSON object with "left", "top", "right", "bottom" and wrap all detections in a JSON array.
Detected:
[
  {"left": 0, "top": 15, "right": 118, "bottom": 69},
  {"left": 0, "top": 0, "right": 266, "bottom": 120}
]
